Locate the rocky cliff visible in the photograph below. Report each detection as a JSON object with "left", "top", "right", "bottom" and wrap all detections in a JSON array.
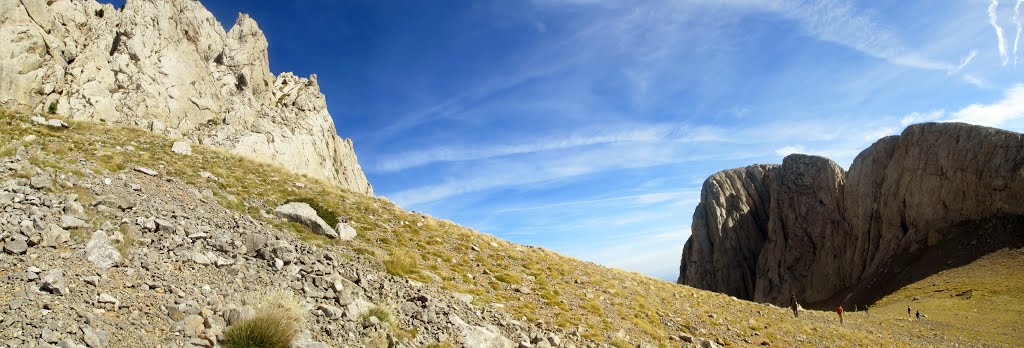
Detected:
[
  {"left": 0, "top": 0, "right": 373, "bottom": 195},
  {"left": 679, "top": 122, "right": 1024, "bottom": 307}
]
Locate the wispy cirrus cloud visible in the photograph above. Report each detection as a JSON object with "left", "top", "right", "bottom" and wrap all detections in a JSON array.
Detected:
[
  {"left": 374, "top": 124, "right": 670, "bottom": 173},
  {"left": 774, "top": 0, "right": 958, "bottom": 71},
  {"left": 991, "top": 0, "right": 1010, "bottom": 66},
  {"left": 496, "top": 190, "right": 697, "bottom": 213},
  {"left": 1014, "top": 0, "right": 1023, "bottom": 66}
]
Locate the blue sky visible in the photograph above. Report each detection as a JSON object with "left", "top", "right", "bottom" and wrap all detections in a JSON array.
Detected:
[{"left": 134, "top": 0, "right": 1024, "bottom": 280}]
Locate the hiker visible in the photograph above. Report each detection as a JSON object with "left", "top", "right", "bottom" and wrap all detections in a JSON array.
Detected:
[
  {"left": 916, "top": 310, "right": 921, "bottom": 320},
  {"left": 907, "top": 306, "right": 911, "bottom": 317},
  {"left": 790, "top": 294, "right": 799, "bottom": 317},
  {"left": 837, "top": 305, "right": 844, "bottom": 324}
]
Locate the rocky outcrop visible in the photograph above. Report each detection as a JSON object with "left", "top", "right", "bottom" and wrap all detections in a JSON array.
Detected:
[
  {"left": 0, "top": 0, "right": 373, "bottom": 195},
  {"left": 679, "top": 122, "right": 1024, "bottom": 307}
]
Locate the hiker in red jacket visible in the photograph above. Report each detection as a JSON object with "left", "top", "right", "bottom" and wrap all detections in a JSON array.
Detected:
[{"left": 837, "top": 305, "right": 845, "bottom": 324}]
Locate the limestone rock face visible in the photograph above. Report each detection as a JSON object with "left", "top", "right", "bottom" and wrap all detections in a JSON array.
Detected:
[
  {"left": 679, "top": 123, "right": 1024, "bottom": 307},
  {"left": 0, "top": 0, "right": 372, "bottom": 195}
]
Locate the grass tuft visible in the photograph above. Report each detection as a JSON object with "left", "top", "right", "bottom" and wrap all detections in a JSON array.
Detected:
[
  {"left": 383, "top": 249, "right": 418, "bottom": 277},
  {"left": 223, "top": 291, "right": 307, "bottom": 348}
]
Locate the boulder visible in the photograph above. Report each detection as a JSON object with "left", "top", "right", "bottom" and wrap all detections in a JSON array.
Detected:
[
  {"left": 334, "top": 222, "right": 357, "bottom": 241},
  {"left": 274, "top": 202, "right": 337, "bottom": 238},
  {"left": 4, "top": 239, "right": 28, "bottom": 254},
  {"left": 449, "top": 314, "right": 515, "bottom": 348},
  {"left": 171, "top": 141, "right": 192, "bottom": 155},
  {"left": 84, "top": 231, "right": 122, "bottom": 270}
]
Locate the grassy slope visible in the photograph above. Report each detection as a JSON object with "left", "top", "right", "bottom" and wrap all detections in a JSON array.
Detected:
[
  {"left": 871, "top": 248, "right": 1024, "bottom": 347},
  {"left": 3, "top": 109, "right": 1021, "bottom": 347}
]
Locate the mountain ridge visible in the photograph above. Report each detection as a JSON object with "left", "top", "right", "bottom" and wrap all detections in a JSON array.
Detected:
[
  {"left": 0, "top": 0, "right": 373, "bottom": 195},
  {"left": 679, "top": 121, "right": 1024, "bottom": 308}
]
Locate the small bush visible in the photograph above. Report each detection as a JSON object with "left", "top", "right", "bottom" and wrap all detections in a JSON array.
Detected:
[
  {"left": 223, "top": 291, "right": 306, "bottom": 348},
  {"left": 236, "top": 73, "right": 248, "bottom": 91},
  {"left": 47, "top": 101, "right": 58, "bottom": 115},
  {"left": 223, "top": 314, "right": 294, "bottom": 348},
  {"left": 383, "top": 249, "right": 418, "bottom": 276},
  {"left": 285, "top": 197, "right": 338, "bottom": 227},
  {"left": 362, "top": 305, "right": 391, "bottom": 323},
  {"left": 94, "top": 8, "right": 104, "bottom": 18}
]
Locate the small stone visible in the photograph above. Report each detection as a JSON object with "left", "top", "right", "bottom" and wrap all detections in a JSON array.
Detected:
[
  {"left": 224, "top": 306, "right": 254, "bottom": 325},
  {"left": 171, "top": 141, "right": 192, "bottom": 155},
  {"left": 154, "top": 219, "right": 176, "bottom": 234},
  {"left": 59, "top": 215, "right": 87, "bottom": 229},
  {"left": 318, "top": 304, "right": 344, "bottom": 319},
  {"left": 30, "top": 175, "right": 51, "bottom": 189},
  {"left": 362, "top": 316, "right": 380, "bottom": 328},
  {"left": 97, "top": 293, "right": 119, "bottom": 308},
  {"left": 82, "top": 276, "right": 100, "bottom": 286},
  {"left": 41, "top": 224, "right": 70, "bottom": 247},
  {"left": 102, "top": 178, "right": 112, "bottom": 186},
  {"left": 4, "top": 239, "right": 28, "bottom": 254},
  {"left": 192, "top": 252, "right": 212, "bottom": 265},
  {"left": 133, "top": 167, "right": 158, "bottom": 176},
  {"left": 42, "top": 270, "right": 68, "bottom": 295},
  {"left": 174, "top": 314, "right": 205, "bottom": 337},
  {"left": 81, "top": 326, "right": 107, "bottom": 348},
  {"left": 46, "top": 119, "right": 68, "bottom": 128}
]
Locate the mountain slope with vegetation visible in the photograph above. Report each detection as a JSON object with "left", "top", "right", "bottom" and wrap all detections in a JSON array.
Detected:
[{"left": 1, "top": 109, "right": 1020, "bottom": 347}]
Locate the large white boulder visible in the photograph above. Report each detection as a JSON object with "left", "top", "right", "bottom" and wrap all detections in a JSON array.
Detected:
[{"left": 273, "top": 202, "right": 337, "bottom": 238}]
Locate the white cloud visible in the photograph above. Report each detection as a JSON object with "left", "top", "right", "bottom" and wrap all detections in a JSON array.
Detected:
[
  {"left": 1015, "top": 1, "right": 1023, "bottom": 66},
  {"left": 775, "top": 145, "right": 806, "bottom": 156},
  {"left": 900, "top": 109, "right": 946, "bottom": 126},
  {"left": 948, "top": 84, "right": 1024, "bottom": 127},
  {"left": 863, "top": 127, "right": 897, "bottom": 141},
  {"left": 991, "top": 0, "right": 1010, "bottom": 66}
]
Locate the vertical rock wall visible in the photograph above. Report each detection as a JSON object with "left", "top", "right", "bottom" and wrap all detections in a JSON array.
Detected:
[{"left": 679, "top": 123, "right": 1024, "bottom": 307}]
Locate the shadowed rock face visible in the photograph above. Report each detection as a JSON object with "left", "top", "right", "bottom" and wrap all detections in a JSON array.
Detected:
[
  {"left": 0, "top": 0, "right": 372, "bottom": 195},
  {"left": 679, "top": 122, "right": 1024, "bottom": 307}
]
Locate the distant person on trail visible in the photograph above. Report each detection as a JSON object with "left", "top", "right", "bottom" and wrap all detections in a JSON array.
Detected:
[
  {"left": 791, "top": 294, "right": 799, "bottom": 317},
  {"left": 908, "top": 306, "right": 911, "bottom": 317},
  {"left": 837, "top": 305, "right": 845, "bottom": 324},
  {"left": 916, "top": 310, "right": 921, "bottom": 320}
]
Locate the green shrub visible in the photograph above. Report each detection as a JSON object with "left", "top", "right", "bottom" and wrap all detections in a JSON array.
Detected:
[
  {"left": 47, "top": 101, "right": 58, "bottom": 115},
  {"left": 94, "top": 8, "right": 104, "bottom": 18},
  {"left": 285, "top": 197, "right": 338, "bottom": 226}
]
